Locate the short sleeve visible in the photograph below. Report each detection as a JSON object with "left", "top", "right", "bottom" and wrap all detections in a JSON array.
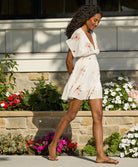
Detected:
[{"left": 66, "top": 29, "right": 96, "bottom": 58}]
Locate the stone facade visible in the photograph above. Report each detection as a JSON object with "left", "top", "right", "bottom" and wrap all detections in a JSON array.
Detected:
[
  {"left": 8, "top": 70, "right": 138, "bottom": 93},
  {"left": 0, "top": 111, "right": 138, "bottom": 149}
]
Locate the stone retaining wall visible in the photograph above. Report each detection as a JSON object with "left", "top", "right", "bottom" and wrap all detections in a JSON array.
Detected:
[
  {"left": 8, "top": 70, "right": 138, "bottom": 93},
  {"left": 0, "top": 111, "right": 138, "bottom": 149}
]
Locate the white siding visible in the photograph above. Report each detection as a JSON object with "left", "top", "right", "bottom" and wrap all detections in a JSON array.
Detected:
[{"left": 0, "top": 17, "right": 138, "bottom": 72}]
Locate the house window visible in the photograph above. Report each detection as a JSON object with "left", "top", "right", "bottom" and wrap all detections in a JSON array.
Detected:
[
  {"left": 40, "top": 0, "right": 85, "bottom": 18},
  {"left": 0, "top": 0, "right": 34, "bottom": 19},
  {"left": 96, "top": 0, "right": 138, "bottom": 16},
  {"left": 0, "top": 0, "right": 138, "bottom": 19}
]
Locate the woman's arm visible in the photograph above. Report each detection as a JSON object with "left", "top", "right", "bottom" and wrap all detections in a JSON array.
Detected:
[{"left": 66, "top": 50, "right": 74, "bottom": 75}]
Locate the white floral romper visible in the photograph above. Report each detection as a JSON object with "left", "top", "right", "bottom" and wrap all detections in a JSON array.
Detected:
[{"left": 61, "top": 27, "right": 102, "bottom": 100}]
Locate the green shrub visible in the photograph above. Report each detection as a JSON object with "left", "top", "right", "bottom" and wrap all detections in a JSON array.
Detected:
[
  {"left": 0, "top": 133, "right": 32, "bottom": 155},
  {"left": 80, "top": 100, "right": 90, "bottom": 111},
  {"left": 82, "top": 145, "right": 96, "bottom": 156},
  {"left": 104, "top": 132, "right": 122, "bottom": 156},
  {"left": 0, "top": 54, "right": 18, "bottom": 100},
  {"left": 23, "top": 75, "right": 64, "bottom": 111},
  {"left": 81, "top": 132, "right": 122, "bottom": 157},
  {"left": 81, "top": 137, "right": 96, "bottom": 156}
]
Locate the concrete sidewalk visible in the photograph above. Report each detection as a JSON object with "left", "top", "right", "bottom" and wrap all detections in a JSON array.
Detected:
[{"left": 0, "top": 156, "right": 137, "bottom": 167}]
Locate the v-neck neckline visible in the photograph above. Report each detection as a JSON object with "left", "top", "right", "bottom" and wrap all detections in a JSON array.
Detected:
[{"left": 80, "top": 27, "right": 95, "bottom": 50}]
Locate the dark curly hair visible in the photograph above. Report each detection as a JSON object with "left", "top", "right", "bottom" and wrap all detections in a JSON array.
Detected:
[{"left": 65, "top": 5, "right": 102, "bottom": 39}]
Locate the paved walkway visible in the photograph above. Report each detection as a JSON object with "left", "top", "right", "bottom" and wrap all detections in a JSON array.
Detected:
[{"left": 0, "top": 156, "right": 138, "bottom": 167}]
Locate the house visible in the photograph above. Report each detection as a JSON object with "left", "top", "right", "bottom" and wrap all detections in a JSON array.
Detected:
[{"left": 0, "top": 0, "right": 138, "bottom": 92}]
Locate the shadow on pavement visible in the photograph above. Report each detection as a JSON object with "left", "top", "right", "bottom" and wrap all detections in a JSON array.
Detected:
[
  {"left": 0, "top": 157, "right": 10, "bottom": 161},
  {"left": 73, "top": 156, "right": 96, "bottom": 163}
]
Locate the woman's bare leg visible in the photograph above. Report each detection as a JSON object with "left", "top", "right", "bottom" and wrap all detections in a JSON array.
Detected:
[
  {"left": 48, "top": 98, "right": 82, "bottom": 160},
  {"left": 88, "top": 99, "right": 119, "bottom": 164}
]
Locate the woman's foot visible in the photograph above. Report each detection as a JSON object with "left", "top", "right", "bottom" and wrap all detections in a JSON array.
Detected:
[
  {"left": 48, "top": 144, "right": 58, "bottom": 161},
  {"left": 96, "top": 155, "right": 119, "bottom": 164}
]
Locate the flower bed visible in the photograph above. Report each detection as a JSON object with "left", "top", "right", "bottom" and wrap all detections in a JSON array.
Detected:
[
  {"left": 119, "top": 124, "right": 138, "bottom": 158},
  {"left": 0, "top": 75, "right": 138, "bottom": 112},
  {"left": 0, "top": 132, "right": 78, "bottom": 155}
]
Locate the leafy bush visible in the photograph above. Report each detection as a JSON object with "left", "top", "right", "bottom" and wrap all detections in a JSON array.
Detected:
[
  {"left": 104, "top": 132, "right": 122, "bottom": 156},
  {"left": 119, "top": 124, "right": 138, "bottom": 158},
  {"left": 23, "top": 75, "right": 64, "bottom": 111},
  {"left": 81, "top": 132, "right": 122, "bottom": 156},
  {"left": 81, "top": 137, "right": 96, "bottom": 156},
  {"left": 0, "top": 54, "right": 18, "bottom": 100},
  {"left": 0, "top": 133, "right": 31, "bottom": 155}
]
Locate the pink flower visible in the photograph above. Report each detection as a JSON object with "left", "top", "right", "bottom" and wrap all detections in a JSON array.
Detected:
[
  {"left": 37, "top": 146, "right": 44, "bottom": 153},
  {"left": 19, "top": 91, "right": 24, "bottom": 95},
  {"left": 63, "top": 136, "right": 68, "bottom": 140},
  {"left": 57, "top": 146, "right": 62, "bottom": 152},
  {"left": 20, "top": 96, "right": 23, "bottom": 99},
  {"left": 33, "top": 146, "right": 38, "bottom": 149},
  {"left": 38, "top": 140, "right": 42, "bottom": 144},
  {"left": 44, "top": 136, "right": 49, "bottom": 140},
  {"left": 17, "top": 99, "right": 20, "bottom": 103},
  {"left": 62, "top": 140, "right": 67, "bottom": 146},
  {"left": 59, "top": 142, "right": 63, "bottom": 149},
  {"left": 129, "top": 90, "right": 138, "bottom": 104}
]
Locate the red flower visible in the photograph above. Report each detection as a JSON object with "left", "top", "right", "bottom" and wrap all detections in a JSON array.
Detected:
[
  {"left": 12, "top": 94, "right": 18, "bottom": 98},
  {"left": 4, "top": 103, "right": 9, "bottom": 108},
  {"left": 67, "top": 143, "right": 74, "bottom": 149},
  {"left": 26, "top": 144, "right": 29, "bottom": 148},
  {"left": 8, "top": 96, "right": 13, "bottom": 101},
  {"left": 74, "top": 142, "right": 78, "bottom": 148},
  {"left": 20, "top": 96, "right": 23, "bottom": 100},
  {"left": 10, "top": 102, "right": 13, "bottom": 106},
  {"left": 28, "top": 140, "right": 33, "bottom": 144},
  {"left": 1, "top": 101, "right": 6, "bottom": 104},
  {"left": 13, "top": 100, "right": 18, "bottom": 104}
]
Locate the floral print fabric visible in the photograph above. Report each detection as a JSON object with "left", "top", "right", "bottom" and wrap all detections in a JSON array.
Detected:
[{"left": 61, "top": 28, "right": 102, "bottom": 100}]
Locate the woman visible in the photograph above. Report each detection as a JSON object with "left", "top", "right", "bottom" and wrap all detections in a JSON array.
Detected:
[{"left": 48, "top": 5, "right": 119, "bottom": 164}]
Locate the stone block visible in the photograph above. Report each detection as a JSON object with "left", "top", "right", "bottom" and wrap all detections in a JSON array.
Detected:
[
  {"left": 81, "top": 117, "right": 93, "bottom": 126},
  {"left": 6, "top": 118, "right": 26, "bottom": 129},
  {"left": 24, "top": 129, "right": 39, "bottom": 137},
  {"left": 79, "top": 135, "right": 90, "bottom": 144},
  {"left": 80, "top": 126, "right": 88, "bottom": 134},
  {"left": 71, "top": 134, "right": 79, "bottom": 143},
  {"left": 13, "top": 73, "right": 34, "bottom": 92},
  {"left": 27, "top": 117, "right": 38, "bottom": 129},
  {"left": 29, "top": 73, "right": 49, "bottom": 81},
  {"left": 120, "top": 125, "right": 134, "bottom": 137},
  {"left": 49, "top": 72, "right": 69, "bottom": 84},
  {"left": 70, "top": 123, "right": 80, "bottom": 129},
  {"left": 78, "top": 144, "right": 86, "bottom": 149},
  {"left": 88, "top": 126, "right": 93, "bottom": 135},
  {"left": 72, "top": 117, "right": 82, "bottom": 123},
  {"left": 0, "top": 118, "right": 5, "bottom": 127},
  {"left": 134, "top": 117, "right": 138, "bottom": 125},
  {"left": 103, "top": 126, "right": 119, "bottom": 136},
  {"left": 38, "top": 117, "right": 60, "bottom": 129},
  {"left": 104, "top": 117, "right": 134, "bottom": 125},
  {"left": 71, "top": 129, "right": 80, "bottom": 135}
]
